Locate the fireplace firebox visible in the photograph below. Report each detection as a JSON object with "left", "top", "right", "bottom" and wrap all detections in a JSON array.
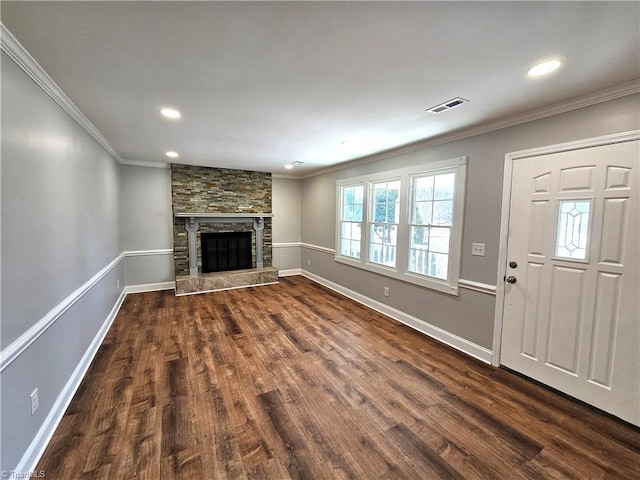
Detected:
[{"left": 201, "top": 232, "right": 252, "bottom": 273}]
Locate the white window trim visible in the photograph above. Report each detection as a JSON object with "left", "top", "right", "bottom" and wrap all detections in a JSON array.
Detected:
[
  {"left": 335, "top": 156, "right": 467, "bottom": 296},
  {"left": 336, "top": 181, "right": 366, "bottom": 260}
]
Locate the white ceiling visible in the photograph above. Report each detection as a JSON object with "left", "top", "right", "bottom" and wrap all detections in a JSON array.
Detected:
[{"left": 2, "top": 1, "right": 639, "bottom": 176}]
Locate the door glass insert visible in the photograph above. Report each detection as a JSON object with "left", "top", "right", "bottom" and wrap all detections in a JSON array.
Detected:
[{"left": 555, "top": 200, "right": 591, "bottom": 260}]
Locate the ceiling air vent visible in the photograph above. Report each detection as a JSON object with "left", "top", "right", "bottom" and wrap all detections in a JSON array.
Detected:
[{"left": 426, "top": 97, "right": 468, "bottom": 114}]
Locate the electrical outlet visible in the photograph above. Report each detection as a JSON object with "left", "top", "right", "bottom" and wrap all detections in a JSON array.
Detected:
[
  {"left": 117, "top": 279, "right": 120, "bottom": 289},
  {"left": 384, "top": 286, "right": 389, "bottom": 297},
  {"left": 471, "top": 243, "right": 486, "bottom": 256},
  {"left": 307, "top": 259, "right": 311, "bottom": 266},
  {"left": 30, "top": 388, "right": 39, "bottom": 416}
]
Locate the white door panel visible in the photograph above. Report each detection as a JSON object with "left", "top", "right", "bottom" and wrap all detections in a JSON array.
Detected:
[{"left": 501, "top": 139, "right": 639, "bottom": 426}]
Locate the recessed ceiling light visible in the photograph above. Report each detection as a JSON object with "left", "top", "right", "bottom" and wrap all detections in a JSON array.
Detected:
[
  {"left": 527, "top": 60, "right": 561, "bottom": 77},
  {"left": 285, "top": 161, "right": 304, "bottom": 169},
  {"left": 160, "top": 108, "right": 181, "bottom": 119},
  {"left": 166, "top": 151, "right": 179, "bottom": 158}
]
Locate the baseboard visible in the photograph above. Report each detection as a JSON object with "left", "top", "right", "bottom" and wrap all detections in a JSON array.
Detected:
[
  {"left": 278, "top": 268, "right": 302, "bottom": 277},
  {"left": 300, "top": 270, "right": 493, "bottom": 364},
  {"left": 14, "top": 290, "right": 127, "bottom": 475},
  {"left": 124, "top": 281, "right": 175, "bottom": 294}
]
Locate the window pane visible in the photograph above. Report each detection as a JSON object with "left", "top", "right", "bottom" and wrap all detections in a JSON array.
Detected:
[
  {"left": 555, "top": 200, "right": 590, "bottom": 260},
  {"left": 429, "top": 227, "right": 450, "bottom": 254},
  {"left": 410, "top": 226, "right": 429, "bottom": 249},
  {"left": 373, "top": 181, "right": 400, "bottom": 223},
  {"left": 409, "top": 226, "right": 429, "bottom": 275},
  {"left": 344, "top": 187, "right": 354, "bottom": 204},
  {"left": 353, "top": 205, "right": 363, "bottom": 222},
  {"left": 413, "top": 201, "right": 433, "bottom": 225},
  {"left": 414, "top": 176, "right": 434, "bottom": 201},
  {"left": 434, "top": 173, "right": 455, "bottom": 200},
  {"left": 341, "top": 185, "right": 364, "bottom": 221},
  {"left": 370, "top": 224, "right": 397, "bottom": 267},
  {"left": 340, "top": 220, "right": 362, "bottom": 259},
  {"left": 428, "top": 252, "right": 449, "bottom": 279},
  {"left": 432, "top": 200, "right": 453, "bottom": 226},
  {"left": 344, "top": 204, "right": 354, "bottom": 221}
]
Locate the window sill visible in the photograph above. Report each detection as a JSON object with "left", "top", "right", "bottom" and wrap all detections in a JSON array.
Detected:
[{"left": 334, "top": 255, "right": 459, "bottom": 296}]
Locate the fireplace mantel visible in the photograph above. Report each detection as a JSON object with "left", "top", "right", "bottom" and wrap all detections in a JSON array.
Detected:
[
  {"left": 175, "top": 212, "right": 273, "bottom": 275},
  {"left": 175, "top": 212, "right": 273, "bottom": 220}
]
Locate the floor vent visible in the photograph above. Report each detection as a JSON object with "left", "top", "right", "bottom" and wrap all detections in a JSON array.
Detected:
[{"left": 426, "top": 97, "right": 468, "bottom": 114}]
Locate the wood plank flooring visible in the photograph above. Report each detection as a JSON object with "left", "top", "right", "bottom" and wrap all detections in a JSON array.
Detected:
[{"left": 37, "top": 276, "right": 640, "bottom": 479}]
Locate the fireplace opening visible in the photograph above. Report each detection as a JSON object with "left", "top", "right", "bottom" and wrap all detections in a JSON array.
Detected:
[{"left": 201, "top": 232, "right": 253, "bottom": 273}]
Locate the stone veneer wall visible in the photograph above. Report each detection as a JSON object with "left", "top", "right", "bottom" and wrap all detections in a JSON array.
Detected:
[{"left": 171, "top": 164, "right": 272, "bottom": 277}]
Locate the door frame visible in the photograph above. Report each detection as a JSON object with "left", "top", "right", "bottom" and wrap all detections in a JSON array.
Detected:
[{"left": 491, "top": 129, "right": 640, "bottom": 367}]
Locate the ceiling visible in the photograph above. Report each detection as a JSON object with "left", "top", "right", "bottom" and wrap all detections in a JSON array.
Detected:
[{"left": 2, "top": 1, "right": 639, "bottom": 176}]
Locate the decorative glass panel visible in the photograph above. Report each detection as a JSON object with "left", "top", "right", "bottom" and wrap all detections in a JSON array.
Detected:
[{"left": 555, "top": 200, "right": 591, "bottom": 260}]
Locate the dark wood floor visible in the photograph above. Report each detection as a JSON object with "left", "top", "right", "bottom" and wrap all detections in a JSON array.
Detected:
[{"left": 37, "top": 276, "right": 639, "bottom": 479}]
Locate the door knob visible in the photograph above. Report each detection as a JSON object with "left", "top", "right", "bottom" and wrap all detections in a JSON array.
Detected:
[{"left": 506, "top": 276, "right": 517, "bottom": 284}]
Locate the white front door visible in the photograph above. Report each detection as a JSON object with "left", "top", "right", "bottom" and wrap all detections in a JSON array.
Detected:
[{"left": 500, "top": 136, "right": 639, "bottom": 426}]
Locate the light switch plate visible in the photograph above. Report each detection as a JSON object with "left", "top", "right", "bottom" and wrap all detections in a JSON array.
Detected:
[{"left": 472, "top": 243, "right": 486, "bottom": 256}]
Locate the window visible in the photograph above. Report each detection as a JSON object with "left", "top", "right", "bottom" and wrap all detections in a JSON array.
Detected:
[
  {"left": 370, "top": 180, "right": 400, "bottom": 267},
  {"left": 336, "top": 157, "right": 466, "bottom": 295},
  {"left": 339, "top": 184, "right": 364, "bottom": 259},
  {"left": 555, "top": 200, "right": 591, "bottom": 260},
  {"left": 408, "top": 173, "right": 455, "bottom": 280}
]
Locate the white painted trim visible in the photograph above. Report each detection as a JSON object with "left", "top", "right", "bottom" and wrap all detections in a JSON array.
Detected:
[
  {"left": 120, "top": 159, "right": 170, "bottom": 169},
  {"left": 272, "top": 242, "right": 302, "bottom": 249},
  {"left": 299, "top": 81, "right": 640, "bottom": 179},
  {"left": 175, "top": 212, "right": 273, "bottom": 219},
  {"left": 278, "top": 268, "right": 303, "bottom": 277},
  {"left": 6, "top": 249, "right": 176, "bottom": 472},
  {"left": 174, "top": 281, "right": 279, "bottom": 296},
  {"left": 502, "top": 130, "right": 640, "bottom": 160},
  {"left": 272, "top": 173, "right": 300, "bottom": 180},
  {"left": 14, "top": 289, "right": 127, "bottom": 475},
  {"left": 303, "top": 242, "right": 497, "bottom": 296},
  {"left": 0, "top": 23, "right": 123, "bottom": 163},
  {"left": 0, "top": 252, "right": 125, "bottom": 372},
  {"left": 124, "top": 282, "right": 175, "bottom": 294},
  {"left": 493, "top": 130, "right": 640, "bottom": 367},
  {"left": 300, "top": 270, "right": 493, "bottom": 364},
  {"left": 124, "top": 248, "right": 173, "bottom": 257},
  {"left": 458, "top": 279, "right": 497, "bottom": 296},
  {"left": 0, "top": 249, "right": 174, "bottom": 372},
  {"left": 301, "top": 242, "right": 336, "bottom": 255}
]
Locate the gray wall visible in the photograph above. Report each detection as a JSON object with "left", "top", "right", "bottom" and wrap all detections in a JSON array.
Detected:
[
  {"left": 1, "top": 52, "right": 124, "bottom": 470},
  {"left": 272, "top": 177, "right": 302, "bottom": 271},
  {"left": 120, "top": 164, "right": 174, "bottom": 285},
  {"left": 300, "top": 94, "right": 640, "bottom": 348}
]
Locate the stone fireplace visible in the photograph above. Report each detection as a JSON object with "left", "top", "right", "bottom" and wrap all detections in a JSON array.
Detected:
[{"left": 171, "top": 165, "right": 278, "bottom": 295}]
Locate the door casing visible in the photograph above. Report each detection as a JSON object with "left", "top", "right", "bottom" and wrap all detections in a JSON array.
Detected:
[{"left": 492, "top": 130, "right": 640, "bottom": 367}]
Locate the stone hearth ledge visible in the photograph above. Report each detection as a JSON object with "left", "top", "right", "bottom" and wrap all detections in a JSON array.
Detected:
[{"left": 175, "top": 266, "right": 279, "bottom": 296}]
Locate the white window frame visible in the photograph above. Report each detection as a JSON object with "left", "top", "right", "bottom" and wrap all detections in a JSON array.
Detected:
[
  {"left": 335, "top": 156, "right": 467, "bottom": 295},
  {"left": 337, "top": 182, "right": 365, "bottom": 260}
]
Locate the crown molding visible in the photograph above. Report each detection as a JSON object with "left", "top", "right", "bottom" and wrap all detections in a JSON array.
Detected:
[
  {"left": 300, "top": 79, "right": 640, "bottom": 179},
  {"left": 120, "top": 159, "right": 170, "bottom": 169},
  {"left": 272, "top": 173, "right": 301, "bottom": 179},
  {"left": 1, "top": 23, "right": 123, "bottom": 163}
]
